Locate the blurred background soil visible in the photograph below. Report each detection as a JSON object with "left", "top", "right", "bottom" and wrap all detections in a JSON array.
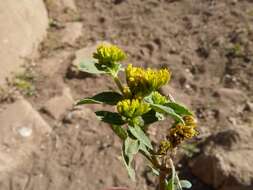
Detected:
[{"left": 0, "top": 0, "right": 252, "bottom": 190}]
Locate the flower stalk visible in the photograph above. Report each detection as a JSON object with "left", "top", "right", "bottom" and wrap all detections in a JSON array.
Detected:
[{"left": 77, "top": 43, "right": 199, "bottom": 190}]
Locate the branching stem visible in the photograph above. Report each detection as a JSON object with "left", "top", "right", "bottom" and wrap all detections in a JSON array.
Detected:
[{"left": 113, "top": 76, "right": 124, "bottom": 94}]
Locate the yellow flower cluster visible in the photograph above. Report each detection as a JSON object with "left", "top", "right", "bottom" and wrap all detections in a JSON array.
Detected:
[
  {"left": 166, "top": 115, "right": 198, "bottom": 148},
  {"left": 93, "top": 43, "right": 126, "bottom": 67},
  {"left": 117, "top": 99, "right": 150, "bottom": 118},
  {"left": 125, "top": 64, "right": 170, "bottom": 98},
  {"left": 151, "top": 91, "right": 168, "bottom": 105}
]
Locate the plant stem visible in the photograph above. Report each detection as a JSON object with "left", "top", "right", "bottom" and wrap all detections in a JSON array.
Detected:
[
  {"left": 159, "top": 170, "right": 166, "bottom": 190},
  {"left": 158, "top": 157, "right": 168, "bottom": 190},
  {"left": 113, "top": 76, "right": 124, "bottom": 94}
]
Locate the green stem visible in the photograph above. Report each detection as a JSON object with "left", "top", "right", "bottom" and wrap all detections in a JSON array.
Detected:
[{"left": 113, "top": 76, "right": 124, "bottom": 94}]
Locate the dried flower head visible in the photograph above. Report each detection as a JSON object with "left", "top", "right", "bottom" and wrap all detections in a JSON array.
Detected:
[
  {"left": 167, "top": 116, "right": 198, "bottom": 148},
  {"left": 157, "top": 140, "right": 172, "bottom": 155}
]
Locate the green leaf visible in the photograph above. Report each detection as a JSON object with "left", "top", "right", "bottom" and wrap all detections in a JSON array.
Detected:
[
  {"left": 150, "top": 103, "right": 185, "bottom": 124},
  {"left": 143, "top": 93, "right": 153, "bottom": 104},
  {"left": 166, "top": 178, "right": 174, "bottom": 190},
  {"left": 124, "top": 137, "right": 140, "bottom": 161},
  {"left": 95, "top": 111, "right": 126, "bottom": 125},
  {"left": 179, "top": 180, "right": 192, "bottom": 189},
  {"left": 122, "top": 149, "right": 136, "bottom": 181},
  {"left": 165, "top": 102, "right": 193, "bottom": 116},
  {"left": 122, "top": 138, "right": 139, "bottom": 181},
  {"left": 139, "top": 142, "right": 151, "bottom": 157},
  {"left": 141, "top": 110, "right": 164, "bottom": 125},
  {"left": 79, "top": 59, "right": 106, "bottom": 74},
  {"left": 111, "top": 125, "right": 127, "bottom": 140},
  {"left": 76, "top": 91, "right": 123, "bottom": 105},
  {"left": 128, "top": 125, "right": 153, "bottom": 150}
]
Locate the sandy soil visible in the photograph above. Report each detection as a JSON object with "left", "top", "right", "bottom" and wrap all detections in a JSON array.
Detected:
[{"left": 1, "top": 0, "right": 253, "bottom": 190}]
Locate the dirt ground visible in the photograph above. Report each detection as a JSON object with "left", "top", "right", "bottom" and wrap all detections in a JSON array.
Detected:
[{"left": 1, "top": 0, "right": 253, "bottom": 190}]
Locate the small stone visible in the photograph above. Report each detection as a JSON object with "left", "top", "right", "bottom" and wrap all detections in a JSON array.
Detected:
[
  {"left": 42, "top": 87, "right": 74, "bottom": 120},
  {"left": 60, "top": 22, "right": 82, "bottom": 46},
  {"left": 0, "top": 96, "right": 51, "bottom": 172},
  {"left": 17, "top": 127, "right": 33, "bottom": 137}
]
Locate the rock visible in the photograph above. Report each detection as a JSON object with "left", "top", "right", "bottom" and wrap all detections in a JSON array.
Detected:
[
  {"left": 244, "top": 101, "right": 253, "bottom": 112},
  {"left": 189, "top": 125, "right": 253, "bottom": 190},
  {"left": 46, "top": 0, "right": 77, "bottom": 12},
  {"left": 60, "top": 22, "right": 82, "bottom": 46},
  {"left": 39, "top": 51, "right": 72, "bottom": 77},
  {"left": 0, "top": 0, "right": 48, "bottom": 85},
  {"left": 61, "top": 0, "right": 77, "bottom": 11},
  {"left": 213, "top": 88, "right": 247, "bottom": 115},
  {"left": 206, "top": 49, "right": 227, "bottom": 78},
  {"left": 0, "top": 96, "right": 51, "bottom": 172},
  {"left": 66, "top": 43, "right": 101, "bottom": 78},
  {"left": 42, "top": 87, "right": 74, "bottom": 120}
]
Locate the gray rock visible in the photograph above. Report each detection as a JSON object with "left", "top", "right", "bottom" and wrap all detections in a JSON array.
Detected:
[
  {"left": 189, "top": 125, "right": 253, "bottom": 190},
  {"left": 67, "top": 43, "right": 101, "bottom": 78},
  {"left": 0, "top": 96, "right": 51, "bottom": 172},
  {"left": 0, "top": 0, "right": 48, "bottom": 85},
  {"left": 60, "top": 0, "right": 77, "bottom": 12},
  {"left": 42, "top": 87, "right": 74, "bottom": 120},
  {"left": 39, "top": 51, "right": 72, "bottom": 77},
  {"left": 213, "top": 88, "right": 247, "bottom": 115}
]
